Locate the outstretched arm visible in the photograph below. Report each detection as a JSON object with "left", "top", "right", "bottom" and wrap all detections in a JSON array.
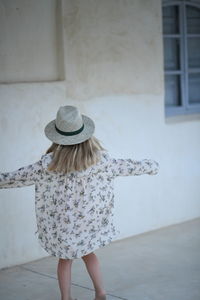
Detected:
[
  {"left": 0, "top": 159, "right": 43, "bottom": 189},
  {"left": 109, "top": 158, "right": 159, "bottom": 177}
]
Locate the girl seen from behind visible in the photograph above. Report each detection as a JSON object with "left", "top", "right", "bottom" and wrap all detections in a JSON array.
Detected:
[{"left": 0, "top": 105, "right": 159, "bottom": 300}]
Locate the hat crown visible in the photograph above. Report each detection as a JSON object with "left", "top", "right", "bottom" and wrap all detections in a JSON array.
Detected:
[
  {"left": 44, "top": 105, "right": 95, "bottom": 145},
  {"left": 55, "top": 106, "right": 83, "bottom": 132}
]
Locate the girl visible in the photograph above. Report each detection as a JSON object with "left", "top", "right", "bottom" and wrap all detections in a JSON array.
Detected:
[{"left": 0, "top": 105, "right": 159, "bottom": 300}]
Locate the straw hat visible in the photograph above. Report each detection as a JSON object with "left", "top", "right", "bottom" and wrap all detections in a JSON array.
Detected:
[{"left": 44, "top": 106, "right": 95, "bottom": 145}]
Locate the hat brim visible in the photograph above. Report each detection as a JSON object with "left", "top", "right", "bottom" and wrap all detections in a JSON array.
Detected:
[{"left": 44, "top": 115, "right": 95, "bottom": 145}]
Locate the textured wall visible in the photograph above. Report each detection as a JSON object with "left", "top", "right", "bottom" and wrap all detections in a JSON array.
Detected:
[
  {"left": 0, "top": 0, "right": 64, "bottom": 82},
  {"left": 62, "top": 0, "right": 163, "bottom": 100}
]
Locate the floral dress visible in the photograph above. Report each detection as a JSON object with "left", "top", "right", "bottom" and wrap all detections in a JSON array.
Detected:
[{"left": 0, "top": 151, "right": 159, "bottom": 259}]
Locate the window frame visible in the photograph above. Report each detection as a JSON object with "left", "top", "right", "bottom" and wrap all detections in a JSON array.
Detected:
[{"left": 162, "top": 0, "right": 200, "bottom": 117}]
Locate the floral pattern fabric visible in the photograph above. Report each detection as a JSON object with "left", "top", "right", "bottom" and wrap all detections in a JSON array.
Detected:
[{"left": 0, "top": 151, "right": 159, "bottom": 259}]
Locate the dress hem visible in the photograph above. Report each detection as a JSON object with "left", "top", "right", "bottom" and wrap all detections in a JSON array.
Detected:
[{"left": 37, "top": 231, "right": 120, "bottom": 260}]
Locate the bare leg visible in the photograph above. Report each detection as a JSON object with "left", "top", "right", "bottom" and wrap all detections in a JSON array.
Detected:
[
  {"left": 82, "top": 252, "right": 106, "bottom": 299},
  {"left": 57, "top": 258, "right": 74, "bottom": 300}
]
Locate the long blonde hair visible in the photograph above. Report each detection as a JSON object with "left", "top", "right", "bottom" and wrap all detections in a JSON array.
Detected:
[{"left": 45, "top": 136, "right": 105, "bottom": 174}]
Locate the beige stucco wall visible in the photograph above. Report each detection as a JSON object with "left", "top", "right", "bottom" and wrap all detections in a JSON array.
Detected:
[
  {"left": 0, "top": 0, "right": 64, "bottom": 82},
  {"left": 0, "top": 0, "right": 200, "bottom": 269},
  {"left": 62, "top": 0, "right": 163, "bottom": 100}
]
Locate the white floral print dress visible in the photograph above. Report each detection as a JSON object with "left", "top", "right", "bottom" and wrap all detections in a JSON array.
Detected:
[{"left": 0, "top": 151, "right": 159, "bottom": 259}]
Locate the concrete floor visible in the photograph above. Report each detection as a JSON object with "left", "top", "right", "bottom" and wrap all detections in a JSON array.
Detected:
[{"left": 0, "top": 218, "right": 200, "bottom": 300}]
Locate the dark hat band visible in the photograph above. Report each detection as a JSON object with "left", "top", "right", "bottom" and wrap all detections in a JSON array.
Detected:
[{"left": 55, "top": 124, "right": 84, "bottom": 136}]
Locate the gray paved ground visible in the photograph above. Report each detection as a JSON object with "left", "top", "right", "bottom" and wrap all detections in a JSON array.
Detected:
[{"left": 0, "top": 218, "right": 200, "bottom": 300}]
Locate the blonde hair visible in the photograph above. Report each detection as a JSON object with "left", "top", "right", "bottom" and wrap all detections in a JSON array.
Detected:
[{"left": 45, "top": 136, "right": 105, "bottom": 174}]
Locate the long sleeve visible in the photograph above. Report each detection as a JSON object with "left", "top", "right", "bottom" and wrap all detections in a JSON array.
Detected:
[
  {"left": 0, "top": 159, "right": 43, "bottom": 189},
  {"left": 109, "top": 158, "right": 159, "bottom": 177}
]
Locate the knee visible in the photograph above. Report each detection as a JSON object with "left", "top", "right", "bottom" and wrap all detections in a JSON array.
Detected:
[
  {"left": 81, "top": 252, "right": 95, "bottom": 263},
  {"left": 58, "top": 258, "right": 73, "bottom": 264}
]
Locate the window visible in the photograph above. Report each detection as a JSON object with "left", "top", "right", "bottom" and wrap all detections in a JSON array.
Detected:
[{"left": 162, "top": 0, "right": 200, "bottom": 116}]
